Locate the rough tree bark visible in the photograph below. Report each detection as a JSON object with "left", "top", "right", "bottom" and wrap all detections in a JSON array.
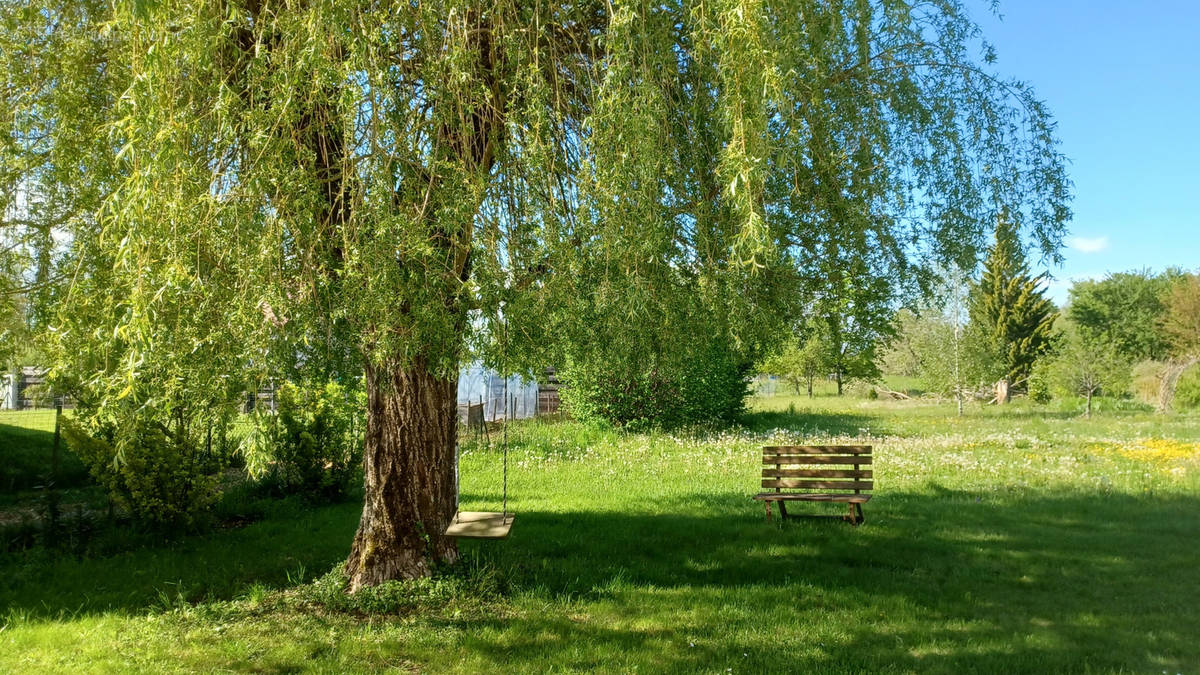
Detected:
[
  {"left": 345, "top": 357, "right": 460, "bottom": 590},
  {"left": 343, "top": 9, "right": 502, "bottom": 589}
]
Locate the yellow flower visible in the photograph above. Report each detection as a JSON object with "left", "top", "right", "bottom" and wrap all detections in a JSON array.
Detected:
[{"left": 1107, "top": 438, "right": 1199, "bottom": 470}]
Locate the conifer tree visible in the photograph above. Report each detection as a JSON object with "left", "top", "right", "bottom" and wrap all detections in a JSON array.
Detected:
[{"left": 968, "top": 213, "right": 1058, "bottom": 394}]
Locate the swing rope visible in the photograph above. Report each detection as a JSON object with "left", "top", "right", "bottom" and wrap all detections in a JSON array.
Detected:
[
  {"left": 454, "top": 432, "right": 461, "bottom": 524},
  {"left": 502, "top": 314, "right": 509, "bottom": 518},
  {"left": 503, "top": 394, "right": 509, "bottom": 517}
]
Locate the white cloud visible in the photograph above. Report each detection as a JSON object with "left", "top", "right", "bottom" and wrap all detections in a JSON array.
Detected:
[{"left": 1068, "top": 235, "right": 1110, "bottom": 254}]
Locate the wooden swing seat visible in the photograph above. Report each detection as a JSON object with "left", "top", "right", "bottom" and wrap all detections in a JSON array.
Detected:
[{"left": 444, "top": 511, "right": 515, "bottom": 539}]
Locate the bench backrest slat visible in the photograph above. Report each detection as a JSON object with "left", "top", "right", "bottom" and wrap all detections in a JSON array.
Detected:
[
  {"left": 762, "top": 445, "right": 873, "bottom": 494},
  {"left": 763, "top": 469, "right": 872, "bottom": 479},
  {"left": 763, "top": 445, "right": 871, "bottom": 454},
  {"left": 761, "top": 455, "right": 871, "bottom": 465}
]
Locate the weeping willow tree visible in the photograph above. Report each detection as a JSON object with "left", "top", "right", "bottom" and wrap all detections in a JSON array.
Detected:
[{"left": 1, "top": 0, "right": 1069, "bottom": 587}]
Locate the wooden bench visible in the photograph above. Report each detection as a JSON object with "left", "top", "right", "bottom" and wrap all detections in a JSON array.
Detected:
[{"left": 754, "top": 445, "right": 872, "bottom": 525}]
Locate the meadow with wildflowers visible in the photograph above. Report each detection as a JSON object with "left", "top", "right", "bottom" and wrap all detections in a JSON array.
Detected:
[{"left": 2, "top": 391, "right": 1197, "bottom": 673}]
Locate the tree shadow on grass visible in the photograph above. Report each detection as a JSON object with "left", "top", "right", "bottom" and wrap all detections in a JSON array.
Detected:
[
  {"left": 0, "top": 423, "right": 91, "bottom": 493},
  {"left": 3, "top": 486, "right": 1197, "bottom": 672},
  {"left": 0, "top": 501, "right": 364, "bottom": 620},
  {"left": 1, "top": 423, "right": 54, "bottom": 493},
  {"left": 450, "top": 488, "right": 1199, "bottom": 672}
]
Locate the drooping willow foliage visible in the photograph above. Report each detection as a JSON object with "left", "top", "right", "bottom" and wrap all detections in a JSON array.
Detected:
[{"left": 2, "top": 0, "right": 1070, "bottom": 435}]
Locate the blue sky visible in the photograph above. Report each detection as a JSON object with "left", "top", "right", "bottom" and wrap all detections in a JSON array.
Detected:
[{"left": 973, "top": 1, "right": 1200, "bottom": 304}]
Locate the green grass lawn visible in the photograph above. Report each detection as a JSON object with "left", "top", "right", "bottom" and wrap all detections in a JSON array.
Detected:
[
  {"left": 0, "top": 409, "right": 91, "bottom": 494},
  {"left": 2, "top": 394, "right": 1199, "bottom": 673}
]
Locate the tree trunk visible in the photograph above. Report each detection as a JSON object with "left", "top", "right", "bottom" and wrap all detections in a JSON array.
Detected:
[
  {"left": 1085, "top": 390, "right": 1092, "bottom": 418},
  {"left": 994, "top": 378, "right": 1009, "bottom": 405},
  {"left": 836, "top": 371, "right": 843, "bottom": 396},
  {"left": 807, "top": 377, "right": 813, "bottom": 398},
  {"left": 1157, "top": 356, "right": 1199, "bottom": 413},
  {"left": 345, "top": 357, "right": 459, "bottom": 590}
]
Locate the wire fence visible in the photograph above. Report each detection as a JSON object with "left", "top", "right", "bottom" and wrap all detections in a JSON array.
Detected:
[
  {"left": 0, "top": 401, "right": 73, "bottom": 495},
  {"left": 0, "top": 401, "right": 262, "bottom": 496},
  {"left": 0, "top": 405, "right": 59, "bottom": 435},
  {"left": 752, "top": 374, "right": 780, "bottom": 397},
  {"left": 0, "top": 363, "right": 557, "bottom": 496}
]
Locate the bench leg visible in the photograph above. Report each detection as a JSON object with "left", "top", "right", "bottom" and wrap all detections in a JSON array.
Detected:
[
  {"left": 764, "top": 500, "right": 772, "bottom": 522},
  {"left": 778, "top": 501, "right": 789, "bottom": 519},
  {"left": 846, "top": 502, "right": 864, "bottom": 526}
]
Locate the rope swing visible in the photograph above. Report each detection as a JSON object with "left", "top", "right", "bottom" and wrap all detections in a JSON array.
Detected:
[{"left": 444, "top": 313, "right": 515, "bottom": 540}]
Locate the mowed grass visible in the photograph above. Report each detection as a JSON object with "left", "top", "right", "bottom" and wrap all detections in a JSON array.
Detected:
[
  {"left": 0, "top": 409, "right": 91, "bottom": 494},
  {"left": 2, "top": 394, "right": 1199, "bottom": 673}
]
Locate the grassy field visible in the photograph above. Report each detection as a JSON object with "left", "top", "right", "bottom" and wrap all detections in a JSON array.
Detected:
[
  {"left": 2, "top": 393, "right": 1199, "bottom": 673},
  {"left": 0, "top": 408, "right": 91, "bottom": 495}
]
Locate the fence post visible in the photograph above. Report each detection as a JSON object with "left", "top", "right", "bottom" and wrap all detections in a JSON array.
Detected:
[
  {"left": 52, "top": 399, "right": 62, "bottom": 483},
  {"left": 43, "top": 398, "right": 64, "bottom": 547}
]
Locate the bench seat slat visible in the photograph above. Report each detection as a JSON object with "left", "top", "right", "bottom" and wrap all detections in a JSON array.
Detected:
[
  {"left": 754, "top": 493, "right": 872, "bottom": 503},
  {"left": 763, "top": 445, "right": 872, "bottom": 455},
  {"left": 762, "top": 455, "right": 871, "bottom": 465},
  {"left": 762, "top": 479, "right": 873, "bottom": 490},
  {"left": 763, "top": 469, "right": 872, "bottom": 479}
]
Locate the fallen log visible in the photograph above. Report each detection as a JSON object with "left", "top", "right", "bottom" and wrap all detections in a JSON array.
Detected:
[{"left": 874, "top": 387, "right": 912, "bottom": 400}]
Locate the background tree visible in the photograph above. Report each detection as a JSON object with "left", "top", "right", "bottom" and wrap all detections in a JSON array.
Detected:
[
  {"left": 879, "top": 308, "right": 924, "bottom": 381},
  {"left": 884, "top": 308, "right": 964, "bottom": 391},
  {"left": 1157, "top": 273, "right": 1200, "bottom": 412},
  {"left": 1067, "top": 270, "right": 1175, "bottom": 362},
  {"left": 815, "top": 267, "right": 895, "bottom": 396},
  {"left": 881, "top": 266, "right": 984, "bottom": 413},
  {"left": 0, "top": 266, "right": 27, "bottom": 370},
  {"left": 559, "top": 334, "right": 753, "bottom": 429},
  {"left": 2, "top": 0, "right": 1070, "bottom": 587},
  {"left": 967, "top": 213, "right": 1058, "bottom": 398},
  {"left": 1043, "top": 326, "right": 1131, "bottom": 418},
  {"left": 765, "top": 328, "right": 829, "bottom": 398},
  {"left": 1, "top": 0, "right": 112, "bottom": 367},
  {"left": 823, "top": 311, "right": 886, "bottom": 396}
]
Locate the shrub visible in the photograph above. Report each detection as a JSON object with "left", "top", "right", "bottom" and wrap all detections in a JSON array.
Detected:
[
  {"left": 62, "top": 416, "right": 225, "bottom": 527},
  {"left": 242, "top": 381, "right": 363, "bottom": 501},
  {"left": 844, "top": 380, "right": 877, "bottom": 399},
  {"left": 1175, "top": 364, "right": 1200, "bottom": 410},
  {"left": 1042, "top": 330, "right": 1131, "bottom": 416},
  {"left": 1027, "top": 359, "right": 1053, "bottom": 403},
  {"left": 560, "top": 340, "right": 751, "bottom": 430}
]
